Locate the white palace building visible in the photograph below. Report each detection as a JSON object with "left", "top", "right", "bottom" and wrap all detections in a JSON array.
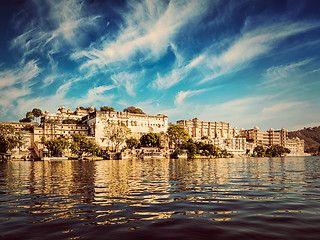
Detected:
[{"left": 82, "top": 110, "right": 168, "bottom": 149}]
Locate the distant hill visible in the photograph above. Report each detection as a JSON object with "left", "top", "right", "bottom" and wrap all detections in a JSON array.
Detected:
[{"left": 289, "top": 126, "right": 320, "bottom": 153}]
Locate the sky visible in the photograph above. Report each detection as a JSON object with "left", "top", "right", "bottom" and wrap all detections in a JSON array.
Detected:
[{"left": 0, "top": 0, "right": 320, "bottom": 131}]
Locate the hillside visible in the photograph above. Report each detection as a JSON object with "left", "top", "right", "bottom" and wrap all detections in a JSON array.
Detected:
[{"left": 289, "top": 126, "right": 320, "bottom": 153}]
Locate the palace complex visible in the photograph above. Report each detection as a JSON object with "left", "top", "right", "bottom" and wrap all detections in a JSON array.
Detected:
[
  {"left": 240, "top": 126, "right": 304, "bottom": 154},
  {"left": 1, "top": 106, "right": 306, "bottom": 159},
  {"left": 176, "top": 117, "right": 239, "bottom": 139},
  {"left": 82, "top": 110, "right": 168, "bottom": 149},
  {"left": 176, "top": 117, "right": 246, "bottom": 155}
]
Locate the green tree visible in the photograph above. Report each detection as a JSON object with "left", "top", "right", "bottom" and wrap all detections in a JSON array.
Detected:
[
  {"left": 123, "top": 106, "right": 145, "bottom": 114},
  {"left": 200, "top": 143, "right": 220, "bottom": 157},
  {"left": 0, "top": 125, "right": 23, "bottom": 157},
  {"left": 19, "top": 111, "right": 34, "bottom": 122},
  {"left": 79, "top": 106, "right": 96, "bottom": 111},
  {"left": 104, "top": 123, "right": 131, "bottom": 151},
  {"left": 126, "top": 137, "right": 139, "bottom": 149},
  {"left": 167, "top": 124, "right": 189, "bottom": 149},
  {"left": 220, "top": 149, "right": 229, "bottom": 158},
  {"left": 265, "top": 145, "right": 290, "bottom": 157},
  {"left": 140, "top": 133, "right": 161, "bottom": 147},
  {"left": 21, "top": 124, "right": 34, "bottom": 133},
  {"left": 70, "top": 133, "right": 101, "bottom": 158},
  {"left": 32, "top": 108, "right": 42, "bottom": 123},
  {"left": 100, "top": 106, "right": 115, "bottom": 112},
  {"left": 26, "top": 111, "right": 35, "bottom": 122},
  {"left": 44, "top": 137, "right": 69, "bottom": 157},
  {"left": 253, "top": 145, "right": 265, "bottom": 157},
  {"left": 19, "top": 117, "right": 32, "bottom": 122},
  {"left": 183, "top": 139, "right": 198, "bottom": 158}
]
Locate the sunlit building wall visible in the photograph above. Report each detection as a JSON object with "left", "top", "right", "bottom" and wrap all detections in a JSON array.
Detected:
[
  {"left": 176, "top": 117, "right": 239, "bottom": 139},
  {"left": 240, "top": 126, "right": 304, "bottom": 153},
  {"left": 83, "top": 111, "right": 168, "bottom": 148}
]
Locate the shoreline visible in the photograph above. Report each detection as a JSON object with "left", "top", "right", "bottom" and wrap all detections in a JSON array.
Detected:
[{"left": 3, "top": 153, "right": 315, "bottom": 162}]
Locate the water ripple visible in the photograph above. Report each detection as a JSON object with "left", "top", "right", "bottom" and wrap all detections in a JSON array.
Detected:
[{"left": 0, "top": 157, "right": 320, "bottom": 240}]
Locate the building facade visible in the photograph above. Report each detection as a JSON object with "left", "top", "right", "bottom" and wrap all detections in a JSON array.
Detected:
[
  {"left": 33, "top": 123, "right": 89, "bottom": 142},
  {"left": 285, "top": 137, "right": 305, "bottom": 154},
  {"left": 176, "top": 118, "right": 245, "bottom": 155},
  {"left": 240, "top": 126, "right": 304, "bottom": 154},
  {"left": 83, "top": 110, "right": 168, "bottom": 149},
  {"left": 240, "top": 126, "right": 288, "bottom": 146},
  {"left": 211, "top": 137, "right": 247, "bottom": 155},
  {"left": 176, "top": 117, "right": 239, "bottom": 139}
]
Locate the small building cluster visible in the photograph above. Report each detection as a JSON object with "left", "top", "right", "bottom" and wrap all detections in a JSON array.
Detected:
[
  {"left": 176, "top": 117, "right": 245, "bottom": 155},
  {"left": 240, "top": 126, "right": 304, "bottom": 154},
  {"left": 1, "top": 106, "right": 306, "bottom": 159}
]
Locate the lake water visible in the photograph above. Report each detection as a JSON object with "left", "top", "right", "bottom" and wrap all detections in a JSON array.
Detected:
[{"left": 1, "top": 157, "right": 320, "bottom": 240}]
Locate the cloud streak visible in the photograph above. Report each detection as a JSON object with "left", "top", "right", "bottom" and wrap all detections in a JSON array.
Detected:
[
  {"left": 111, "top": 72, "right": 138, "bottom": 97},
  {"left": 174, "top": 87, "right": 212, "bottom": 106},
  {"left": 72, "top": 0, "right": 210, "bottom": 71},
  {"left": 152, "top": 54, "right": 205, "bottom": 90},
  {"left": 0, "top": 60, "right": 41, "bottom": 88},
  {"left": 11, "top": 0, "right": 100, "bottom": 61},
  {"left": 201, "top": 21, "right": 320, "bottom": 83},
  {"left": 262, "top": 101, "right": 305, "bottom": 113}
]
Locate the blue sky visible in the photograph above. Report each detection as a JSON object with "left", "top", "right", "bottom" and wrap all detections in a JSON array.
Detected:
[{"left": 1, "top": 0, "right": 320, "bottom": 130}]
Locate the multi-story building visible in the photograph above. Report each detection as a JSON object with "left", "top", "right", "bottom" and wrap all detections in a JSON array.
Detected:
[
  {"left": 240, "top": 126, "right": 288, "bottom": 146},
  {"left": 82, "top": 110, "right": 168, "bottom": 149},
  {"left": 240, "top": 126, "right": 304, "bottom": 154},
  {"left": 176, "top": 117, "right": 239, "bottom": 139},
  {"left": 211, "top": 137, "right": 247, "bottom": 155},
  {"left": 285, "top": 137, "right": 305, "bottom": 154},
  {"left": 29, "top": 123, "right": 89, "bottom": 158},
  {"left": 33, "top": 123, "right": 89, "bottom": 142},
  {"left": 176, "top": 117, "right": 245, "bottom": 155}
]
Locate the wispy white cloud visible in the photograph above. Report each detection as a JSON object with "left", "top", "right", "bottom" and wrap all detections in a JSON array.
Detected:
[
  {"left": 174, "top": 88, "right": 210, "bottom": 106},
  {"left": 201, "top": 21, "right": 320, "bottom": 83},
  {"left": 76, "top": 85, "right": 115, "bottom": 107},
  {"left": 0, "top": 87, "right": 31, "bottom": 118},
  {"left": 11, "top": 0, "right": 100, "bottom": 61},
  {"left": 162, "top": 94, "right": 280, "bottom": 128},
  {"left": 72, "top": 0, "right": 210, "bottom": 71},
  {"left": 111, "top": 72, "right": 138, "bottom": 97},
  {"left": 262, "top": 101, "right": 306, "bottom": 113},
  {"left": 152, "top": 54, "right": 206, "bottom": 90},
  {"left": 261, "top": 58, "right": 314, "bottom": 88},
  {"left": 0, "top": 60, "right": 41, "bottom": 88}
]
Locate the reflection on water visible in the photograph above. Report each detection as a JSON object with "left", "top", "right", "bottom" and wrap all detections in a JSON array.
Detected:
[{"left": 1, "top": 157, "right": 320, "bottom": 240}]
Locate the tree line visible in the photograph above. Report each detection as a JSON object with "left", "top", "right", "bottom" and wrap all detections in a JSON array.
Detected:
[
  {"left": 100, "top": 106, "right": 145, "bottom": 114},
  {"left": 18, "top": 106, "right": 146, "bottom": 124},
  {"left": 252, "top": 145, "right": 290, "bottom": 157}
]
